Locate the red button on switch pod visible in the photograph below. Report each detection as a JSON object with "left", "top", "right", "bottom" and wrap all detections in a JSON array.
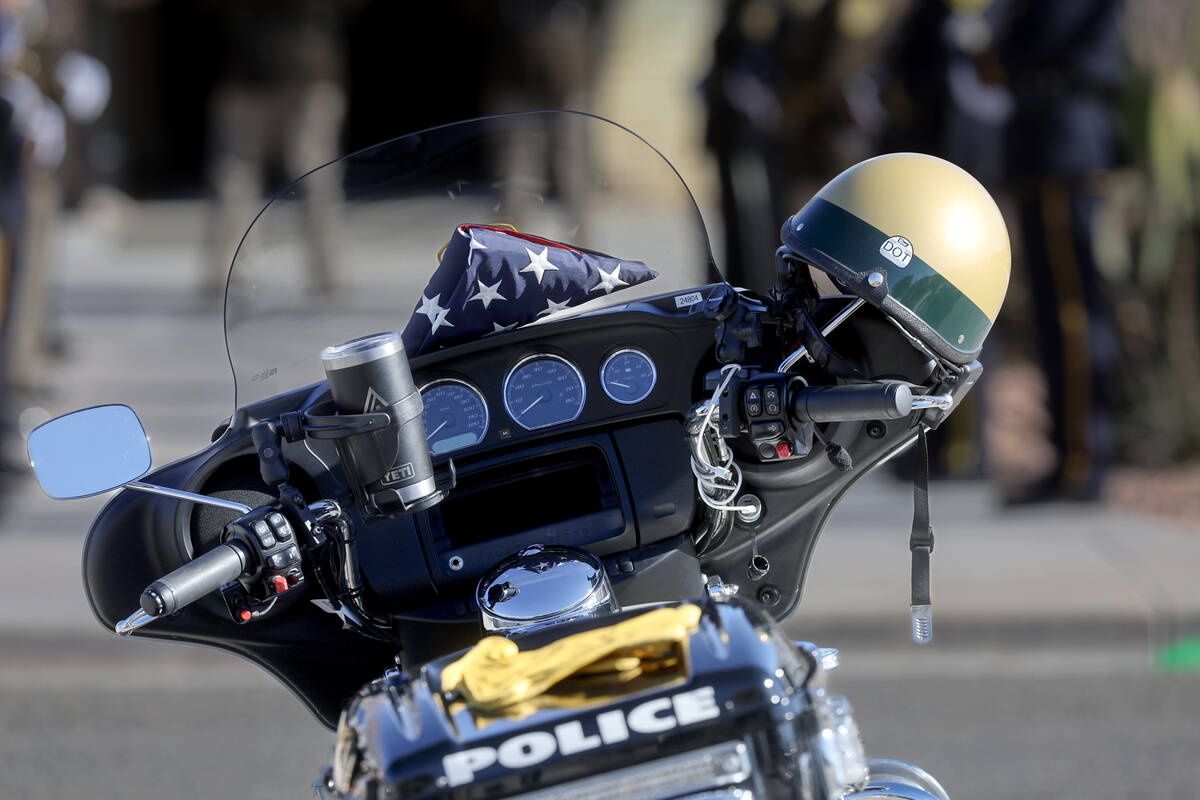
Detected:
[
  {"left": 270, "top": 575, "right": 289, "bottom": 594},
  {"left": 775, "top": 441, "right": 792, "bottom": 459},
  {"left": 238, "top": 608, "right": 253, "bottom": 622}
]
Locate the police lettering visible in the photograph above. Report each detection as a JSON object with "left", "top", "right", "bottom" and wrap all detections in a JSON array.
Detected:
[{"left": 442, "top": 686, "right": 720, "bottom": 786}]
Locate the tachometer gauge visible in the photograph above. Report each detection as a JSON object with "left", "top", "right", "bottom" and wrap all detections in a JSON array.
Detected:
[
  {"left": 420, "top": 379, "right": 489, "bottom": 455},
  {"left": 503, "top": 354, "right": 586, "bottom": 430},
  {"left": 600, "top": 348, "right": 657, "bottom": 404}
]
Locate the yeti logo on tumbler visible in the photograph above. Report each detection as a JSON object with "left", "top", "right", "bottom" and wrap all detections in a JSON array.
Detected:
[{"left": 320, "top": 332, "right": 441, "bottom": 518}]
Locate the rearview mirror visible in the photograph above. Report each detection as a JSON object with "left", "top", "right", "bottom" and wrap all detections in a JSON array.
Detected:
[{"left": 27, "top": 404, "right": 152, "bottom": 499}]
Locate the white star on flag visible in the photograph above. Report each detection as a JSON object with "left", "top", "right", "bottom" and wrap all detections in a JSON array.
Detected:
[
  {"left": 591, "top": 264, "right": 629, "bottom": 294},
  {"left": 467, "top": 278, "right": 506, "bottom": 309},
  {"left": 429, "top": 307, "right": 454, "bottom": 334},
  {"left": 538, "top": 297, "right": 573, "bottom": 317},
  {"left": 488, "top": 320, "right": 519, "bottom": 335},
  {"left": 416, "top": 292, "right": 448, "bottom": 324},
  {"left": 520, "top": 246, "right": 558, "bottom": 283}
]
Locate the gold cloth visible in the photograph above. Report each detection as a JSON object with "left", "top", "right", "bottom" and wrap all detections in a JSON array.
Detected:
[{"left": 441, "top": 604, "right": 703, "bottom": 717}]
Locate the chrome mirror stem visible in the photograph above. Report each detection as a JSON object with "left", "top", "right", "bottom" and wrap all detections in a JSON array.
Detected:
[{"left": 124, "top": 481, "right": 252, "bottom": 514}]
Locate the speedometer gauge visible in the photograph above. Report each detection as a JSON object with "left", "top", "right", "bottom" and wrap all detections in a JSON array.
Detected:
[
  {"left": 420, "top": 379, "right": 488, "bottom": 455},
  {"left": 503, "top": 354, "right": 586, "bottom": 430},
  {"left": 600, "top": 348, "right": 657, "bottom": 404}
]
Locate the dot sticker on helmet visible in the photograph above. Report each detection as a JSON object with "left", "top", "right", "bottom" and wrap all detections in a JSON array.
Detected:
[{"left": 880, "top": 236, "right": 913, "bottom": 268}]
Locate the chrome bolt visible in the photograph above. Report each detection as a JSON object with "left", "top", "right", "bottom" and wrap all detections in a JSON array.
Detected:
[
  {"left": 448, "top": 555, "right": 464, "bottom": 572},
  {"left": 705, "top": 576, "right": 739, "bottom": 599},
  {"left": 815, "top": 647, "right": 840, "bottom": 671},
  {"left": 867, "top": 271, "right": 884, "bottom": 288}
]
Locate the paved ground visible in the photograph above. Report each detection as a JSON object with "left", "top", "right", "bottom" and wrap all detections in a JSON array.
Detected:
[{"left": 1, "top": 206, "right": 1198, "bottom": 799}]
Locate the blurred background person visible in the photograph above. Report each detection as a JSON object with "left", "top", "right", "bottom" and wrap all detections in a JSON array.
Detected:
[
  {"left": 478, "top": 0, "right": 612, "bottom": 239},
  {"left": 990, "top": 0, "right": 1125, "bottom": 503},
  {"left": 0, "top": 0, "right": 107, "bottom": 480},
  {"left": 878, "top": 0, "right": 1125, "bottom": 498},
  {"left": 205, "top": 0, "right": 352, "bottom": 297},
  {"left": 704, "top": 0, "right": 907, "bottom": 291},
  {"left": 1104, "top": 1, "right": 1200, "bottom": 470}
]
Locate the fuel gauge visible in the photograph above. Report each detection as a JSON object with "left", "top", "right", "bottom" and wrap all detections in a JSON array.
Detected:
[{"left": 600, "top": 348, "right": 656, "bottom": 405}]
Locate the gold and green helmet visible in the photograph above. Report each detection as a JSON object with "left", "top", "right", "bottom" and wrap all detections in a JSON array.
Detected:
[{"left": 781, "top": 152, "right": 1010, "bottom": 365}]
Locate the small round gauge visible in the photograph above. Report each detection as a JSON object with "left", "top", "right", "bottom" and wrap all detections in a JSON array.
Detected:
[
  {"left": 420, "top": 379, "right": 489, "bottom": 455},
  {"left": 600, "top": 348, "right": 657, "bottom": 405},
  {"left": 503, "top": 354, "right": 586, "bottom": 430}
]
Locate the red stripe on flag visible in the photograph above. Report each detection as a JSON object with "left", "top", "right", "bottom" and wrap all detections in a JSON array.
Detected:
[{"left": 459, "top": 223, "right": 585, "bottom": 254}]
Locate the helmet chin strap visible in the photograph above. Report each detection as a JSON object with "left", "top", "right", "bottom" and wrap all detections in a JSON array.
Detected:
[{"left": 909, "top": 428, "right": 934, "bottom": 643}]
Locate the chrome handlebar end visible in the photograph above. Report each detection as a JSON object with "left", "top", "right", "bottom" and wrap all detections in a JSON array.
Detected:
[{"left": 115, "top": 608, "right": 157, "bottom": 636}]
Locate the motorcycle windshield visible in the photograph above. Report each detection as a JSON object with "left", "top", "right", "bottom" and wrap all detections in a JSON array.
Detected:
[{"left": 223, "top": 110, "right": 725, "bottom": 409}]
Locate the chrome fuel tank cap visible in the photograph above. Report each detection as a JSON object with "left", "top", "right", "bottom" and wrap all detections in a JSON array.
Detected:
[{"left": 477, "top": 544, "right": 618, "bottom": 635}]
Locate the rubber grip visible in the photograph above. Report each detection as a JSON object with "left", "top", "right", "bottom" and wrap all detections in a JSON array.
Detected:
[
  {"left": 140, "top": 542, "right": 249, "bottom": 616},
  {"left": 791, "top": 383, "right": 913, "bottom": 423}
]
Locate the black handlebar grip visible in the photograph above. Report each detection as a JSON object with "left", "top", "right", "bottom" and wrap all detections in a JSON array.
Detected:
[
  {"left": 139, "top": 541, "right": 250, "bottom": 617},
  {"left": 791, "top": 383, "right": 913, "bottom": 423}
]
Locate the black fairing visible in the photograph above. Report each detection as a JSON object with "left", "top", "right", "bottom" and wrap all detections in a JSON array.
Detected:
[
  {"left": 80, "top": 296, "right": 960, "bottom": 730},
  {"left": 81, "top": 386, "right": 401, "bottom": 728}
]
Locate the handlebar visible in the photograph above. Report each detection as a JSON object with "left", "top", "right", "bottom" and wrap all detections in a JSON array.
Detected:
[
  {"left": 790, "top": 383, "right": 913, "bottom": 423},
  {"left": 114, "top": 497, "right": 321, "bottom": 636},
  {"left": 114, "top": 542, "right": 251, "bottom": 635}
]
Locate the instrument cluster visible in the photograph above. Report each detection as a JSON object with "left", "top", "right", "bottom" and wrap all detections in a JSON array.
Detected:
[{"left": 419, "top": 347, "right": 659, "bottom": 455}]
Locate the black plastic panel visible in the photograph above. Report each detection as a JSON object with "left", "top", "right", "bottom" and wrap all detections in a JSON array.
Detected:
[{"left": 611, "top": 419, "right": 696, "bottom": 545}]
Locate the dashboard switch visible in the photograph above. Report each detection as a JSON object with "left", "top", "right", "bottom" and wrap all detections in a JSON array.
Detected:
[
  {"left": 252, "top": 520, "right": 276, "bottom": 549},
  {"left": 750, "top": 421, "right": 785, "bottom": 441},
  {"left": 269, "top": 575, "right": 289, "bottom": 594},
  {"left": 776, "top": 441, "right": 793, "bottom": 459}
]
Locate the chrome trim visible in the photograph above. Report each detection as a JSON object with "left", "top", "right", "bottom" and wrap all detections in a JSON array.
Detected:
[
  {"left": 417, "top": 377, "right": 489, "bottom": 453},
  {"left": 308, "top": 499, "right": 343, "bottom": 524},
  {"left": 125, "top": 481, "right": 251, "bottom": 514},
  {"left": 677, "top": 789, "right": 753, "bottom": 800},
  {"left": 705, "top": 575, "right": 740, "bottom": 599},
  {"left": 115, "top": 608, "right": 157, "bottom": 636},
  {"left": 810, "top": 689, "right": 869, "bottom": 797},
  {"left": 477, "top": 545, "right": 617, "bottom": 634},
  {"left": 600, "top": 347, "right": 657, "bottom": 405},
  {"left": 910, "top": 394, "right": 953, "bottom": 411},
  {"left": 319, "top": 331, "right": 403, "bottom": 371},
  {"left": 397, "top": 475, "right": 438, "bottom": 503},
  {"left": 502, "top": 353, "right": 587, "bottom": 431},
  {"left": 796, "top": 645, "right": 841, "bottom": 671},
  {"left": 852, "top": 760, "right": 951, "bottom": 800},
  {"left": 847, "top": 782, "right": 945, "bottom": 800},
  {"left": 779, "top": 296, "right": 865, "bottom": 372},
  {"left": 509, "top": 740, "right": 752, "bottom": 800}
]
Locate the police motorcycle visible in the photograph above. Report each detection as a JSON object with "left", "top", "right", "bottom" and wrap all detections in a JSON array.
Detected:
[{"left": 26, "top": 112, "right": 1008, "bottom": 800}]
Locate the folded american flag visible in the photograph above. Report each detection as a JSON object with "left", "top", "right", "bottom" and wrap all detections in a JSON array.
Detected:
[{"left": 401, "top": 224, "right": 658, "bottom": 355}]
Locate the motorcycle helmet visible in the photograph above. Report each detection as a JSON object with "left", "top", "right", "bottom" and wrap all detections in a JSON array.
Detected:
[{"left": 780, "top": 152, "right": 1010, "bottom": 365}]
